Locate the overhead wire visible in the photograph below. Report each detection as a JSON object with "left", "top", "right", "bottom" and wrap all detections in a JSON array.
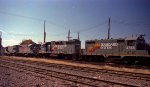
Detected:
[
  {"left": 49, "top": 21, "right": 107, "bottom": 37},
  {"left": 0, "top": 10, "right": 68, "bottom": 29},
  {"left": 2, "top": 10, "right": 149, "bottom": 37},
  {"left": 113, "top": 19, "right": 150, "bottom": 27},
  {"left": 78, "top": 21, "right": 107, "bottom": 33},
  {"left": 0, "top": 10, "right": 109, "bottom": 36},
  {"left": 0, "top": 10, "right": 109, "bottom": 37}
]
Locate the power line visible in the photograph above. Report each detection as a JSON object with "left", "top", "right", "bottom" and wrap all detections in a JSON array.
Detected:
[
  {"left": 113, "top": 19, "right": 150, "bottom": 27},
  {"left": 0, "top": 10, "right": 109, "bottom": 33},
  {"left": 0, "top": 10, "right": 108, "bottom": 37},
  {"left": 0, "top": 10, "right": 68, "bottom": 29},
  {"left": 43, "top": 20, "right": 107, "bottom": 37},
  {"left": 0, "top": 11, "right": 42, "bottom": 21},
  {"left": 73, "top": 21, "right": 107, "bottom": 33}
]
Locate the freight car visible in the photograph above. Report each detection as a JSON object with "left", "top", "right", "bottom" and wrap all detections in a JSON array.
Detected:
[{"left": 82, "top": 35, "right": 150, "bottom": 63}]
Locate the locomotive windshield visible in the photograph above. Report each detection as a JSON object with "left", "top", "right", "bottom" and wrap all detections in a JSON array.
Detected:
[
  {"left": 137, "top": 38, "right": 145, "bottom": 44},
  {"left": 127, "top": 40, "right": 136, "bottom": 46}
]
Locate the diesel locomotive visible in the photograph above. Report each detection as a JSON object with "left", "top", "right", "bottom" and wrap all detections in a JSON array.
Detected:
[
  {"left": 5, "top": 39, "right": 81, "bottom": 60},
  {"left": 82, "top": 35, "right": 150, "bottom": 63},
  {"left": 4, "top": 35, "right": 150, "bottom": 63}
]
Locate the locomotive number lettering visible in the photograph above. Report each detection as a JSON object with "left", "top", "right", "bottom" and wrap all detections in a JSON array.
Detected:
[{"left": 126, "top": 46, "right": 135, "bottom": 50}]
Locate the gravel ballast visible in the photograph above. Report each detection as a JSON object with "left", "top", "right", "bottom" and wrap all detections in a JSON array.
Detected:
[
  {"left": 0, "top": 66, "right": 84, "bottom": 87},
  {"left": 1, "top": 56, "right": 150, "bottom": 87}
]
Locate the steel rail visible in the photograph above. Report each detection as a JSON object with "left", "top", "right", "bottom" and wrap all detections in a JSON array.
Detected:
[
  {"left": 0, "top": 59, "right": 137, "bottom": 87},
  {"left": 3, "top": 57, "right": 150, "bottom": 81}
]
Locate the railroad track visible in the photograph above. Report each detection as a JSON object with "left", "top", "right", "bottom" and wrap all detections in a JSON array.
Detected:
[
  {"left": 0, "top": 58, "right": 135, "bottom": 87},
  {"left": 2, "top": 56, "right": 150, "bottom": 82}
]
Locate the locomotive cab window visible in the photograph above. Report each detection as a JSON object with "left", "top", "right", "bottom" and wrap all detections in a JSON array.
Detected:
[
  {"left": 127, "top": 40, "right": 136, "bottom": 46},
  {"left": 137, "top": 39, "right": 145, "bottom": 44}
]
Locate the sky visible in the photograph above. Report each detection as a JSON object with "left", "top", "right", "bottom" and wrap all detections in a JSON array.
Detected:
[{"left": 0, "top": 0, "right": 150, "bottom": 48}]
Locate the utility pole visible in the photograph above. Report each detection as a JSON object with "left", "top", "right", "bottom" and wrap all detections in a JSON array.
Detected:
[
  {"left": 108, "top": 17, "right": 110, "bottom": 39},
  {"left": 66, "top": 30, "right": 72, "bottom": 41},
  {"left": 78, "top": 32, "right": 80, "bottom": 40},
  {"left": 44, "top": 20, "right": 46, "bottom": 43},
  {"left": 0, "top": 32, "right": 2, "bottom": 56}
]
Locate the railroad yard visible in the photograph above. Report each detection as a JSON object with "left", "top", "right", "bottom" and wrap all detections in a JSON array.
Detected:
[
  {"left": 0, "top": 56, "right": 149, "bottom": 87},
  {"left": 1, "top": 0, "right": 150, "bottom": 87}
]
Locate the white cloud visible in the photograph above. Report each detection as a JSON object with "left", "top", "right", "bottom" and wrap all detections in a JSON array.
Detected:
[
  {"left": 2, "top": 39, "right": 20, "bottom": 46},
  {"left": 9, "top": 31, "right": 36, "bottom": 36},
  {"left": 0, "top": 30, "right": 8, "bottom": 35}
]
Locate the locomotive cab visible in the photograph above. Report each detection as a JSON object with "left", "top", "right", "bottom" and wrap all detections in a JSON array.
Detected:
[
  {"left": 126, "top": 35, "right": 146, "bottom": 50},
  {"left": 136, "top": 35, "right": 146, "bottom": 50},
  {"left": 125, "top": 35, "right": 149, "bottom": 56}
]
